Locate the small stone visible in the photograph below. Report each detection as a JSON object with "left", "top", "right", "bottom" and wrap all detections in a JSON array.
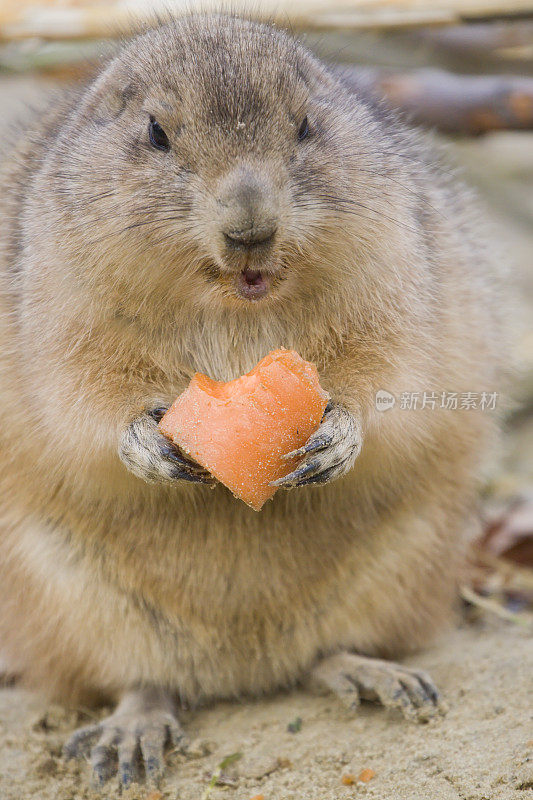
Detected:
[{"left": 287, "top": 716, "right": 302, "bottom": 733}]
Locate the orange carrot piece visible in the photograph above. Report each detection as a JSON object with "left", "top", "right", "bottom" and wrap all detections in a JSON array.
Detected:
[
  {"left": 341, "top": 773, "right": 356, "bottom": 785},
  {"left": 159, "top": 348, "right": 329, "bottom": 510}
]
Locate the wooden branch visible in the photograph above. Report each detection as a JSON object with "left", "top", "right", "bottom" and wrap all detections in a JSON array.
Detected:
[
  {"left": 335, "top": 67, "right": 533, "bottom": 134},
  {"left": 1, "top": 0, "right": 533, "bottom": 41},
  {"left": 415, "top": 21, "right": 533, "bottom": 59},
  {"left": 460, "top": 585, "right": 532, "bottom": 627},
  {"left": 408, "top": 22, "right": 533, "bottom": 71}
]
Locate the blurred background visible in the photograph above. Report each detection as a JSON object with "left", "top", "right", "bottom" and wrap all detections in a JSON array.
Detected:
[{"left": 1, "top": 0, "right": 532, "bottom": 617}]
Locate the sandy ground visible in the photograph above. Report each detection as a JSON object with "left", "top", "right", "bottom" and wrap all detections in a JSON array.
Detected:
[
  {"left": 0, "top": 56, "right": 532, "bottom": 800},
  {"left": 0, "top": 619, "right": 531, "bottom": 800}
]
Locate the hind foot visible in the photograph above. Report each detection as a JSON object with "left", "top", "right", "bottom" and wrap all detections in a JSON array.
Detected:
[
  {"left": 309, "top": 652, "right": 446, "bottom": 722},
  {"left": 63, "top": 687, "right": 185, "bottom": 788}
]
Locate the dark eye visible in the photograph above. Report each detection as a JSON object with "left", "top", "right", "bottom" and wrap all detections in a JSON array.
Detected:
[
  {"left": 149, "top": 117, "right": 170, "bottom": 151},
  {"left": 297, "top": 116, "right": 309, "bottom": 141}
]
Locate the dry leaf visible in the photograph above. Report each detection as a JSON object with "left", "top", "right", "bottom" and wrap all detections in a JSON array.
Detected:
[{"left": 481, "top": 493, "right": 533, "bottom": 566}]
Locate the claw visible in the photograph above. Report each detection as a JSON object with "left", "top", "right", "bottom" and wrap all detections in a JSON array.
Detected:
[
  {"left": 91, "top": 731, "right": 119, "bottom": 786},
  {"left": 63, "top": 723, "right": 101, "bottom": 760},
  {"left": 282, "top": 433, "right": 332, "bottom": 460},
  {"left": 160, "top": 444, "right": 199, "bottom": 469},
  {"left": 170, "top": 467, "right": 214, "bottom": 484},
  {"left": 295, "top": 468, "right": 335, "bottom": 486},
  {"left": 141, "top": 740, "right": 165, "bottom": 784},
  {"left": 296, "top": 456, "right": 352, "bottom": 486},
  {"left": 417, "top": 672, "right": 441, "bottom": 705},
  {"left": 160, "top": 444, "right": 214, "bottom": 483},
  {"left": 398, "top": 675, "right": 432, "bottom": 709},
  {"left": 160, "top": 444, "right": 186, "bottom": 462},
  {"left": 273, "top": 453, "right": 352, "bottom": 488},
  {"left": 117, "top": 734, "right": 140, "bottom": 788},
  {"left": 270, "top": 459, "right": 319, "bottom": 487},
  {"left": 148, "top": 407, "right": 168, "bottom": 423}
]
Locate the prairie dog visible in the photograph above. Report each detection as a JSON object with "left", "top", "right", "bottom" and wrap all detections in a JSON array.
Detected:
[{"left": 0, "top": 14, "right": 506, "bottom": 787}]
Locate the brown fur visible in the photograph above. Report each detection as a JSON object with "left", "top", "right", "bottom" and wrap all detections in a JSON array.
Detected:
[{"left": 0, "top": 15, "right": 506, "bottom": 710}]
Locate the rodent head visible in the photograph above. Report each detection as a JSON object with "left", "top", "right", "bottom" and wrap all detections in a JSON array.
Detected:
[{"left": 54, "top": 15, "right": 398, "bottom": 319}]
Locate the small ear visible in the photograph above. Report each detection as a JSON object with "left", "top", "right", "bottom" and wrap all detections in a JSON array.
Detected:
[
  {"left": 85, "top": 61, "right": 138, "bottom": 125},
  {"left": 93, "top": 83, "right": 136, "bottom": 125}
]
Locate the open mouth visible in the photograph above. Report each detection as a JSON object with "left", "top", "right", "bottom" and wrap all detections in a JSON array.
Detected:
[{"left": 236, "top": 269, "right": 271, "bottom": 300}]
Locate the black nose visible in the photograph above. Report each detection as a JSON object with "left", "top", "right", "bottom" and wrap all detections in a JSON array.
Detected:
[{"left": 223, "top": 224, "right": 277, "bottom": 250}]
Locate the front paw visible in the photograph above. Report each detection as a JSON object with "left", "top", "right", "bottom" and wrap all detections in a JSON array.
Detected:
[
  {"left": 271, "top": 402, "right": 362, "bottom": 488},
  {"left": 119, "top": 407, "right": 214, "bottom": 485}
]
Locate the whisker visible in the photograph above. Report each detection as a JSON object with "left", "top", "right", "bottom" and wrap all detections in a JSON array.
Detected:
[{"left": 293, "top": 193, "right": 419, "bottom": 235}]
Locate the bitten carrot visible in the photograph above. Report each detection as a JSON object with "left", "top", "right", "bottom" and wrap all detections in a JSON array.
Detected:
[{"left": 159, "top": 348, "right": 329, "bottom": 510}]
